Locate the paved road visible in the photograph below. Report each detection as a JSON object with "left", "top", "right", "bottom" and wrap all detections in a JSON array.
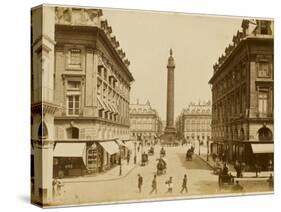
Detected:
[{"left": 52, "top": 145, "right": 272, "bottom": 206}]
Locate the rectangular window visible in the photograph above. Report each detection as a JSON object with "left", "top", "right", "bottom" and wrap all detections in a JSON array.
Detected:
[
  {"left": 67, "top": 81, "right": 81, "bottom": 90},
  {"left": 70, "top": 49, "right": 81, "bottom": 65},
  {"left": 258, "top": 91, "right": 268, "bottom": 116},
  {"left": 258, "top": 62, "right": 270, "bottom": 78},
  {"left": 67, "top": 48, "right": 82, "bottom": 69},
  {"left": 68, "top": 95, "right": 80, "bottom": 115}
]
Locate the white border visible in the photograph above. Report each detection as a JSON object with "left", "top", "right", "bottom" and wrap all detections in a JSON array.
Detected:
[{"left": 0, "top": 0, "right": 280, "bottom": 212}]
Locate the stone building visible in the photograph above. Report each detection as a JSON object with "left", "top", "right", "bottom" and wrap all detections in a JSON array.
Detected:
[
  {"left": 209, "top": 19, "right": 274, "bottom": 169},
  {"left": 31, "top": 6, "right": 134, "bottom": 204},
  {"left": 129, "top": 100, "right": 163, "bottom": 142},
  {"left": 176, "top": 100, "right": 212, "bottom": 144}
]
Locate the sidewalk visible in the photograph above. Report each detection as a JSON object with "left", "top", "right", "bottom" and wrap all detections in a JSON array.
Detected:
[
  {"left": 197, "top": 153, "right": 272, "bottom": 179},
  {"left": 61, "top": 159, "right": 137, "bottom": 184}
]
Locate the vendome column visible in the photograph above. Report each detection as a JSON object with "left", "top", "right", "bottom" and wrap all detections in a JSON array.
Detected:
[{"left": 163, "top": 49, "right": 176, "bottom": 143}]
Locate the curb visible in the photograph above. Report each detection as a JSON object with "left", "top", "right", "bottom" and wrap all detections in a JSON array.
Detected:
[
  {"left": 196, "top": 154, "right": 271, "bottom": 179},
  {"left": 195, "top": 154, "right": 214, "bottom": 169},
  {"left": 62, "top": 164, "right": 138, "bottom": 184}
]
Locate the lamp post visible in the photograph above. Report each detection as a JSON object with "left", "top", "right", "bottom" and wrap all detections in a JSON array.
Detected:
[
  {"left": 207, "top": 138, "right": 210, "bottom": 161},
  {"left": 119, "top": 147, "right": 122, "bottom": 176},
  {"left": 134, "top": 141, "right": 137, "bottom": 164},
  {"left": 198, "top": 139, "right": 201, "bottom": 156}
]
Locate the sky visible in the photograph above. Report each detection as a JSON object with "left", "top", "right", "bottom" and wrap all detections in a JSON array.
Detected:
[{"left": 103, "top": 9, "right": 242, "bottom": 121}]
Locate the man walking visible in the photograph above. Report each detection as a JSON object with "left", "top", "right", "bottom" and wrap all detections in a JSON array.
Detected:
[
  {"left": 180, "top": 174, "right": 188, "bottom": 193},
  {"left": 150, "top": 175, "right": 157, "bottom": 194},
  {"left": 137, "top": 174, "right": 143, "bottom": 193}
]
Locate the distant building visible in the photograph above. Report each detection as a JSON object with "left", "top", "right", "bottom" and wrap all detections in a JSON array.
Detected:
[
  {"left": 176, "top": 100, "right": 212, "bottom": 144},
  {"left": 129, "top": 100, "right": 163, "bottom": 141},
  {"left": 209, "top": 19, "right": 274, "bottom": 169}
]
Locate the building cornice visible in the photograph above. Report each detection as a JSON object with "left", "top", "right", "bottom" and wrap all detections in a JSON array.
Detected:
[
  {"left": 55, "top": 24, "right": 134, "bottom": 83},
  {"left": 209, "top": 36, "right": 273, "bottom": 84}
]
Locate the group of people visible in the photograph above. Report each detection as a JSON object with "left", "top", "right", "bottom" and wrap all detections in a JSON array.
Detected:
[{"left": 137, "top": 174, "right": 188, "bottom": 194}]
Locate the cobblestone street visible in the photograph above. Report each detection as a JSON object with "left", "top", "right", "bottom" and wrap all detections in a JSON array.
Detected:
[{"left": 52, "top": 145, "right": 273, "bottom": 206}]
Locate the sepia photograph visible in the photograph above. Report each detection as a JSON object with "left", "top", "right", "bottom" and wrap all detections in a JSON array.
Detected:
[{"left": 30, "top": 4, "right": 274, "bottom": 208}]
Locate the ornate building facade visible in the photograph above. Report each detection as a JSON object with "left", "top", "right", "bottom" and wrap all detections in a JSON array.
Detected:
[
  {"left": 31, "top": 6, "right": 134, "bottom": 204},
  {"left": 129, "top": 100, "right": 163, "bottom": 141},
  {"left": 209, "top": 19, "right": 274, "bottom": 169},
  {"left": 176, "top": 100, "right": 212, "bottom": 144}
]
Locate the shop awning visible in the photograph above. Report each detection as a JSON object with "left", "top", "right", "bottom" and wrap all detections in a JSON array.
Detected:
[
  {"left": 107, "top": 102, "right": 114, "bottom": 113},
  {"left": 99, "top": 141, "right": 120, "bottom": 155},
  {"left": 54, "top": 143, "right": 86, "bottom": 163},
  {"left": 54, "top": 143, "right": 86, "bottom": 157},
  {"left": 97, "top": 96, "right": 109, "bottom": 112},
  {"left": 111, "top": 104, "right": 119, "bottom": 114},
  {"left": 123, "top": 141, "right": 135, "bottom": 151},
  {"left": 103, "top": 100, "right": 111, "bottom": 113},
  {"left": 251, "top": 143, "right": 274, "bottom": 154},
  {"left": 115, "top": 139, "right": 125, "bottom": 146}
]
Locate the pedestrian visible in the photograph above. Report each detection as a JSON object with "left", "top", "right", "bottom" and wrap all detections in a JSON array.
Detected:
[
  {"left": 52, "top": 179, "right": 58, "bottom": 197},
  {"left": 137, "top": 174, "right": 143, "bottom": 193},
  {"left": 150, "top": 175, "right": 157, "bottom": 194},
  {"left": 234, "top": 160, "right": 239, "bottom": 177},
  {"left": 228, "top": 172, "right": 234, "bottom": 185},
  {"left": 268, "top": 160, "right": 273, "bottom": 172},
  {"left": 165, "top": 176, "right": 173, "bottom": 193},
  {"left": 231, "top": 180, "right": 243, "bottom": 192},
  {"left": 222, "top": 163, "right": 229, "bottom": 175},
  {"left": 267, "top": 173, "right": 274, "bottom": 188},
  {"left": 180, "top": 174, "right": 188, "bottom": 193},
  {"left": 255, "top": 163, "right": 261, "bottom": 177}
]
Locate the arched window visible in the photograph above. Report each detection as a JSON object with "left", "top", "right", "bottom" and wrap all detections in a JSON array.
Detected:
[
  {"left": 66, "top": 127, "right": 79, "bottom": 139},
  {"left": 38, "top": 121, "right": 48, "bottom": 138},
  {"left": 258, "top": 126, "right": 273, "bottom": 141}
]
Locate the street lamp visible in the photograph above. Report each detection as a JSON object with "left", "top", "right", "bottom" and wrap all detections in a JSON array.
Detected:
[
  {"left": 119, "top": 147, "right": 122, "bottom": 176},
  {"left": 134, "top": 141, "right": 137, "bottom": 164},
  {"left": 207, "top": 138, "right": 210, "bottom": 161},
  {"left": 198, "top": 139, "right": 201, "bottom": 156}
]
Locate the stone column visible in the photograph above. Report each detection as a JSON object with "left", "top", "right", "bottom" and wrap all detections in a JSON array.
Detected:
[{"left": 163, "top": 49, "right": 176, "bottom": 142}]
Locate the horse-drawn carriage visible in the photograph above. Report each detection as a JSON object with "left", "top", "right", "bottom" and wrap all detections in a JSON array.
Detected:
[
  {"left": 186, "top": 146, "right": 194, "bottom": 161},
  {"left": 160, "top": 148, "right": 166, "bottom": 157},
  {"left": 148, "top": 146, "right": 154, "bottom": 156},
  {"left": 218, "top": 172, "right": 234, "bottom": 187},
  {"left": 156, "top": 158, "right": 167, "bottom": 175},
  {"left": 141, "top": 153, "right": 149, "bottom": 166}
]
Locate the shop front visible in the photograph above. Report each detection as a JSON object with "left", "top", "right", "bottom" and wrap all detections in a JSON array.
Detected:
[
  {"left": 210, "top": 141, "right": 224, "bottom": 157},
  {"left": 231, "top": 142, "right": 273, "bottom": 171},
  {"left": 53, "top": 143, "right": 87, "bottom": 178},
  {"left": 115, "top": 139, "right": 127, "bottom": 159},
  {"left": 250, "top": 143, "right": 274, "bottom": 171},
  {"left": 99, "top": 141, "right": 120, "bottom": 170}
]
